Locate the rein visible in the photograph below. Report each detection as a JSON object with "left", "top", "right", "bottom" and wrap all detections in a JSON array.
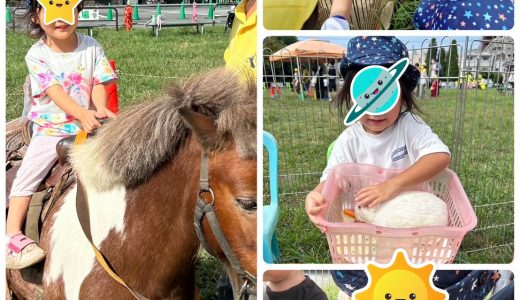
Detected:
[
  {"left": 75, "top": 131, "right": 256, "bottom": 299},
  {"left": 194, "top": 152, "right": 257, "bottom": 300},
  {"left": 74, "top": 130, "right": 149, "bottom": 300}
]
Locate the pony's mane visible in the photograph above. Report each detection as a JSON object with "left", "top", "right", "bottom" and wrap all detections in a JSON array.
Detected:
[{"left": 71, "top": 68, "right": 256, "bottom": 190}]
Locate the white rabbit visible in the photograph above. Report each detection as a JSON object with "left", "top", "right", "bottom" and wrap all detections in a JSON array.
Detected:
[{"left": 354, "top": 191, "right": 449, "bottom": 228}]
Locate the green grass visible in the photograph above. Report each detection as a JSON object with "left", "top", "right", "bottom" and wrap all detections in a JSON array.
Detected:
[
  {"left": 264, "top": 86, "right": 513, "bottom": 264},
  {"left": 6, "top": 26, "right": 229, "bottom": 120},
  {"left": 391, "top": 0, "right": 420, "bottom": 30},
  {"left": 7, "top": 26, "right": 229, "bottom": 299},
  {"left": 323, "top": 282, "right": 340, "bottom": 299}
]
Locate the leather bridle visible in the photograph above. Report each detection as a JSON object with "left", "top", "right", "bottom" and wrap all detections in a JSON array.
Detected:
[
  {"left": 77, "top": 143, "right": 256, "bottom": 300},
  {"left": 193, "top": 152, "right": 257, "bottom": 300}
]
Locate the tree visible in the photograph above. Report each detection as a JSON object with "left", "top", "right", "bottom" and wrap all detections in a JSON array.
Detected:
[
  {"left": 263, "top": 37, "right": 299, "bottom": 84},
  {"left": 446, "top": 39, "right": 460, "bottom": 82},
  {"left": 263, "top": 36, "right": 298, "bottom": 53},
  {"left": 424, "top": 38, "right": 438, "bottom": 70},
  {"left": 439, "top": 48, "right": 447, "bottom": 77}
]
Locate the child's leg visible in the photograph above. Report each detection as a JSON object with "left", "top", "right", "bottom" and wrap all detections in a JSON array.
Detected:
[
  {"left": 6, "top": 135, "right": 62, "bottom": 269},
  {"left": 7, "top": 135, "right": 62, "bottom": 234},
  {"left": 6, "top": 196, "right": 32, "bottom": 236}
]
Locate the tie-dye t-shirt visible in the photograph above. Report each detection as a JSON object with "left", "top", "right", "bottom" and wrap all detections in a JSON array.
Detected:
[{"left": 25, "top": 33, "right": 117, "bottom": 136}]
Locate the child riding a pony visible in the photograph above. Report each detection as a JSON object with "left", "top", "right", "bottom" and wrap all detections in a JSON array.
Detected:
[{"left": 6, "top": 0, "right": 117, "bottom": 270}]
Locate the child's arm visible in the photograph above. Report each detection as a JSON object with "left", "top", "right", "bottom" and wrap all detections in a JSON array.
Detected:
[
  {"left": 330, "top": 0, "right": 352, "bottom": 20},
  {"left": 356, "top": 153, "right": 451, "bottom": 207},
  {"left": 321, "top": 0, "right": 352, "bottom": 30},
  {"left": 305, "top": 181, "right": 327, "bottom": 232},
  {"left": 91, "top": 83, "right": 117, "bottom": 118},
  {"left": 46, "top": 85, "right": 100, "bottom": 133}
]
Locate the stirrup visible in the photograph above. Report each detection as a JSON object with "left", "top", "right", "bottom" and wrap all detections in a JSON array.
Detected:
[{"left": 8, "top": 233, "right": 35, "bottom": 254}]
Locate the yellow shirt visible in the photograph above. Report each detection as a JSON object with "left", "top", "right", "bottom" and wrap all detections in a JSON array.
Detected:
[
  {"left": 224, "top": 0, "right": 257, "bottom": 73},
  {"left": 263, "top": 0, "right": 318, "bottom": 30}
]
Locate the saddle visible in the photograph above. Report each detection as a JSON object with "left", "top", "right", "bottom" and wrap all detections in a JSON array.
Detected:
[{"left": 6, "top": 116, "right": 109, "bottom": 238}]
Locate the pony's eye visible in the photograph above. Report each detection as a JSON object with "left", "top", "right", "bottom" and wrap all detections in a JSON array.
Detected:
[
  {"left": 385, "top": 293, "right": 392, "bottom": 299},
  {"left": 237, "top": 198, "right": 256, "bottom": 211},
  {"left": 65, "top": 0, "right": 70, "bottom": 4},
  {"left": 364, "top": 94, "right": 370, "bottom": 99},
  {"left": 409, "top": 293, "right": 416, "bottom": 299},
  {"left": 378, "top": 80, "right": 383, "bottom": 85},
  {"left": 49, "top": 0, "right": 54, "bottom": 4}
]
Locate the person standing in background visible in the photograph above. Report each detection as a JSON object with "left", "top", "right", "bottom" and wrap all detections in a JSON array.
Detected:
[
  {"left": 124, "top": 2, "right": 133, "bottom": 32},
  {"left": 419, "top": 63, "right": 428, "bottom": 98},
  {"left": 327, "top": 59, "right": 337, "bottom": 100},
  {"left": 224, "top": 0, "right": 257, "bottom": 72}
]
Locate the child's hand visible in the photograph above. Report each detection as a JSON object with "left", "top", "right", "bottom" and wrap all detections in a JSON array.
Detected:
[
  {"left": 305, "top": 191, "right": 328, "bottom": 232},
  {"left": 95, "top": 108, "right": 117, "bottom": 119},
  {"left": 79, "top": 110, "right": 101, "bottom": 133},
  {"left": 355, "top": 180, "right": 402, "bottom": 208}
]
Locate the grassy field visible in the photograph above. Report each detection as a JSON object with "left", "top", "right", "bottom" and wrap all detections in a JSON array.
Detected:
[
  {"left": 391, "top": 0, "right": 421, "bottom": 29},
  {"left": 6, "top": 26, "right": 230, "bottom": 299},
  {"left": 264, "top": 86, "right": 514, "bottom": 264},
  {"left": 6, "top": 27, "right": 229, "bottom": 120}
]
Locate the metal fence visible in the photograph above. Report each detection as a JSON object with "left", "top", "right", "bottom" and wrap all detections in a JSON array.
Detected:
[{"left": 263, "top": 36, "right": 514, "bottom": 264}]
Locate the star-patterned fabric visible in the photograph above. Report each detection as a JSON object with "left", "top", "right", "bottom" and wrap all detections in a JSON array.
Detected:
[
  {"left": 330, "top": 270, "right": 368, "bottom": 297},
  {"left": 340, "top": 36, "right": 420, "bottom": 90},
  {"left": 434, "top": 270, "right": 499, "bottom": 299},
  {"left": 413, "top": 0, "right": 514, "bottom": 30}
]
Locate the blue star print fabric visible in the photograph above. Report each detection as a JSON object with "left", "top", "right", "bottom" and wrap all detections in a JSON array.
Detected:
[{"left": 413, "top": 0, "right": 514, "bottom": 30}]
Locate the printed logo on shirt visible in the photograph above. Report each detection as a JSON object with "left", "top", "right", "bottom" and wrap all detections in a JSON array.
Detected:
[
  {"left": 391, "top": 145, "right": 408, "bottom": 162},
  {"left": 248, "top": 54, "right": 256, "bottom": 69}
]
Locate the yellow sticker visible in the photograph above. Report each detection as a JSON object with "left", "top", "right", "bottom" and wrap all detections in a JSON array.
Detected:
[
  {"left": 354, "top": 249, "right": 448, "bottom": 300},
  {"left": 37, "top": 0, "right": 82, "bottom": 25}
]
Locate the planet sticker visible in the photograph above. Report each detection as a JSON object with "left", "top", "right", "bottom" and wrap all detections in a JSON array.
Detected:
[{"left": 344, "top": 58, "right": 410, "bottom": 126}]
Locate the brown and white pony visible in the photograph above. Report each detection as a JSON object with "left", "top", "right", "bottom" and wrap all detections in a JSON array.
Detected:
[{"left": 7, "top": 68, "right": 257, "bottom": 299}]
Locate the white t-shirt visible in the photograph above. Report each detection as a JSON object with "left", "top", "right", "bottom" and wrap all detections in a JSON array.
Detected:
[
  {"left": 321, "top": 112, "right": 450, "bottom": 182},
  {"left": 25, "top": 33, "right": 117, "bottom": 137}
]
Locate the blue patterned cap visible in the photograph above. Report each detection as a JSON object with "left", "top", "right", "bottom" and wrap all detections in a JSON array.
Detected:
[
  {"left": 340, "top": 36, "right": 420, "bottom": 90},
  {"left": 413, "top": 0, "right": 514, "bottom": 30}
]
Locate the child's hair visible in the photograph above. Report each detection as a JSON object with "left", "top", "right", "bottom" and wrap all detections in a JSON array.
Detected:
[
  {"left": 333, "top": 65, "right": 422, "bottom": 119},
  {"left": 24, "top": 0, "right": 84, "bottom": 38}
]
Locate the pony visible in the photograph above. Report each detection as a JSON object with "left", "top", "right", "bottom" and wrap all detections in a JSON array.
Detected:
[{"left": 7, "top": 68, "right": 257, "bottom": 300}]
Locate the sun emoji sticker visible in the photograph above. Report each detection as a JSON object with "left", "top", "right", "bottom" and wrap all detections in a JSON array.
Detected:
[{"left": 353, "top": 249, "right": 448, "bottom": 300}]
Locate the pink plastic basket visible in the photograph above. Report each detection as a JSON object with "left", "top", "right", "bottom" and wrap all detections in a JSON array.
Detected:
[{"left": 316, "top": 163, "right": 477, "bottom": 264}]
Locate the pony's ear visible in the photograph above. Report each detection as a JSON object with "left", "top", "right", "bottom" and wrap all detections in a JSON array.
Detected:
[{"left": 178, "top": 108, "right": 220, "bottom": 151}]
